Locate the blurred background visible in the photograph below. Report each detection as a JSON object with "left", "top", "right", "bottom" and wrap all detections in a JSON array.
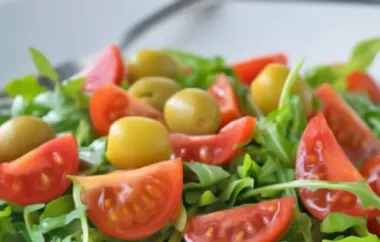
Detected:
[{"left": 0, "top": 0, "right": 380, "bottom": 85}]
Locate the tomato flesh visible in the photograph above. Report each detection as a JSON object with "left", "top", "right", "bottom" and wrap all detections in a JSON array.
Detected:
[
  {"left": 90, "top": 83, "right": 164, "bottom": 136},
  {"left": 347, "top": 72, "right": 380, "bottom": 104},
  {"left": 73, "top": 158, "right": 183, "bottom": 240},
  {"left": 296, "top": 113, "right": 370, "bottom": 220},
  {"left": 184, "top": 196, "right": 294, "bottom": 242},
  {"left": 0, "top": 134, "right": 79, "bottom": 205},
  {"left": 171, "top": 116, "right": 256, "bottom": 165},
  {"left": 208, "top": 74, "right": 244, "bottom": 128},
  {"left": 80, "top": 44, "right": 125, "bottom": 92},
  {"left": 233, "top": 53, "right": 288, "bottom": 85},
  {"left": 315, "top": 83, "right": 380, "bottom": 164},
  {"left": 360, "top": 155, "right": 380, "bottom": 196}
]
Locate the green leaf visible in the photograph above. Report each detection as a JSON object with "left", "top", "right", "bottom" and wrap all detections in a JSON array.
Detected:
[
  {"left": 76, "top": 119, "right": 97, "bottom": 146},
  {"left": 5, "top": 74, "right": 46, "bottom": 100},
  {"left": 29, "top": 47, "right": 59, "bottom": 82},
  {"left": 173, "top": 201, "right": 187, "bottom": 232},
  {"left": 345, "top": 37, "right": 380, "bottom": 72},
  {"left": 304, "top": 65, "right": 345, "bottom": 89},
  {"left": 183, "top": 162, "right": 230, "bottom": 189},
  {"left": 24, "top": 204, "right": 45, "bottom": 242},
  {"left": 321, "top": 213, "right": 364, "bottom": 234},
  {"left": 79, "top": 137, "right": 108, "bottom": 175},
  {"left": 323, "top": 234, "right": 380, "bottom": 242},
  {"left": 281, "top": 210, "right": 313, "bottom": 242},
  {"left": 219, "top": 176, "right": 254, "bottom": 206},
  {"left": 198, "top": 190, "right": 218, "bottom": 207},
  {"left": 279, "top": 58, "right": 305, "bottom": 107},
  {"left": 40, "top": 195, "right": 75, "bottom": 221},
  {"left": 72, "top": 179, "right": 89, "bottom": 242}
]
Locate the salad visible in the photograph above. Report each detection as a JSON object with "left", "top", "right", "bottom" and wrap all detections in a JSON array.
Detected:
[{"left": 1, "top": 38, "right": 380, "bottom": 242}]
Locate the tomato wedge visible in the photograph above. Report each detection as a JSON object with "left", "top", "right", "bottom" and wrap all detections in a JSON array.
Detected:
[
  {"left": 296, "top": 113, "right": 371, "bottom": 220},
  {"left": 347, "top": 72, "right": 380, "bottom": 103},
  {"left": 171, "top": 116, "right": 255, "bottom": 165},
  {"left": 90, "top": 83, "right": 164, "bottom": 136},
  {"left": 208, "top": 74, "right": 244, "bottom": 128},
  {"left": 233, "top": 53, "right": 288, "bottom": 85},
  {"left": 0, "top": 134, "right": 79, "bottom": 205},
  {"left": 73, "top": 158, "right": 183, "bottom": 240},
  {"left": 184, "top": 196, "right": 294, "bottom": 242},
  {"left": 80, "top": 44, "right": 125, "bottom": 92},
  {"left": 315, "top": 83, "right": 380, "bottom": 164}
]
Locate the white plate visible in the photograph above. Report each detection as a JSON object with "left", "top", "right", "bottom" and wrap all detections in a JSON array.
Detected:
[{"left": 1, "top": 0, "right": 380, "bottom": 85}]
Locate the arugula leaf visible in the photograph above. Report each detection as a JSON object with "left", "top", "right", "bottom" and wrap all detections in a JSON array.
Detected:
[
  {"left": 72, "top": 180, "right": 89, "bottom": 242},
  {"left": 24, "top": 204, "right": 45, "bottom": 242},
  {"left": 323, "top": 234, "right": 380, "bottom": 242},
  {"left": 183, "top": 162, "right": 230, "bottom": 190},
  {"left": 40, "top": 195, "right": 75, "bottom": 221},
  {"left": 79, "top": 137, "right": 109, "bottom": 175},
  {"left": 304, "top": 65, "right": 345, "bottom": 89},
  {"left": 281, "top": 210, "right": 313, "bottom": 242},
  {"left": 198, "top": 190, "right": 218, "bottom": 206},
  {"left": 321, "top": 213, "right": 364, "bottom": 234},
  {"left": 5, "top": 74, "right": 46, "bottom": 100},
  {"left": 29, "top": 47, "right": 59, "bottom": 82},
  {"left": 345, "top": 37, "right": 380, "bottom": 72},
  {"left": 279, "top": 58, "right": 305, "bottom": 107},
  {"left": 172, "top": 201, "right": 187, "bottom": 232}
]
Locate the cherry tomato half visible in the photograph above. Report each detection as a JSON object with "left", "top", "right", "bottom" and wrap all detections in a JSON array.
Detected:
[
  {"left": 79, "top": 44, "right": 125, "bottom": 92},
  {"left": 296, "top": 113, "right": 371, "bottom": 220},
  {"left": 184, "top": 196, "right": 294, "bottom": 242},
  {"left": 233, "top": 53, "right": 288, "bottom": 85},
  {"left": 347, "top": 72, "right": 380, "bottom": 104},
  {"left": 171, "top": 116, "right": 256, "bottom": 165},
  {"left": 0, "top": 134, "right": 79, "bottom": 205},
  {"left": 315, "top": 83, "right": 380, "bottom": 164},
  {"left": 90, "top": 83, "right": 164, "bottom": 136},
  {"left": 208, "top": 74, "right": 245, "bottom": 128},
  {"left": 73, "top": 158, "right": 183, "bottom": 240}
]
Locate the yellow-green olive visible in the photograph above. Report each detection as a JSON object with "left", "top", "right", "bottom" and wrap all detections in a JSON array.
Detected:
[
  {"left": 0, "top": 116, "right": 55, "bottom": 163},
  {"left": 250, "top": 63, "right": 313, "bottom": 115},
  {"left": 164, "top": 88, "right": 221, "bottom": 135},
  {"left": 127, "top": 50, "right": 178, "bottom": 82},
  {"left": 128, "top": 76, "right": 181, "bottom": 111},
  {"left": 106, "top": 117, "right": 172, "bottom": 169}
]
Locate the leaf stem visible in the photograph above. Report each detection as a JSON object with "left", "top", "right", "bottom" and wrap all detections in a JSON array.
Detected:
[{"left": 279, "top": 58, "right": 305, "bottom": 109}]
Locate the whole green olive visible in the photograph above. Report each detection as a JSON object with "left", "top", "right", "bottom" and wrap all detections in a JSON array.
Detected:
[
  {"left": 106, "top": 117, "right": 172, "bottom": 169},
  {"left": 0, "top": 116, "right": 56, "bottom": 163},
  {"left": 127, "top": 50, "right": 178, "bottom": 82},
  {"left": 164, "top": 88, "right": 221, "bottom": 135},
  {"left": 128, "top": 76, "right": 182, "bottom": 111}
]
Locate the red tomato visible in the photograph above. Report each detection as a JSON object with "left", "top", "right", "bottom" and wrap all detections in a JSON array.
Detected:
[
  {"left": 296, "top": 113, "right": 371, "bottom": 220},
  {"left": 0, "top": 134, "right": 79, "bottom": 205},
  {"left": 80, "top": 44, "right": 125, "bottom": 92},
  {"left": 171, "top": 116, "right": 256, "bottom": 165},
  {"left": 90, "top": 83, "right": 164, "bottom": 136},
  {"left": 233, "top": 53, "right": 288, "bottom": 85},
  {"left": 367, "top": 218, "right": 380, "bottom": 237},
  {"left": 208, "top": 74, "right": 245, "bottom": 128},
  {"left": 184, "top": 196, "right": 294, "bottom": 242},
  {"left": 315, "top": 83, "right": 380, "bottom": 164},
  {"left": 347, "top": 72, "right": 380, "bottom": 103},
  {"left": 73, "top": 158, "right": 183, "bottom": 240},
  {"left": 360, "top": 155, "right": 380, "bottom": 197}
]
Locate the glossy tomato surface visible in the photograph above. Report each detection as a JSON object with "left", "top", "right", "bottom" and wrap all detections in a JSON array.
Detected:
[
  {"left": 74, "top": 158, "right": 183, "bottom": 240},
  {"left": 208, "top": 74, "right": 244, "bottom": 128},
  {"left": 90, "top": 83, "right": 164, "bottom": 136},
  {"left": 81, "top": 44, "right": 125, "bottom": 92},
  {"left": 347, "top": 72, "right": 380, "bottom": 104},
  {"left": 0, "top": 134, "right": 79, "bottom": 205},
  {"left": 315, "top": 83, "right": 380, "bottom": 164},
  {"left": 360, "top": 155, "right": 380, "bottom": 196},
  {"left": 171, "top": 116, "right": 256, "bottom": 165},
  {"left": 184, "top": 196, "right": 294, "bottom": 242},
  {"left": 296, "top": 113, "right": 370, "bottom": 220}
]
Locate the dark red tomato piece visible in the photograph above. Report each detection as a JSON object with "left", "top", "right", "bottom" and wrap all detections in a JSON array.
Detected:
[
  {"left": 80, "top": 44, "right": 125, "bottom": 92},
  {"left": 90, "top": 83, "right": 164, "bottom": 136},
  {"left": 360, "top": 155, "right": 380, "bottom": 196},
  {"left": 347, "top": 72, "right": 380, "bottom": 104},
  {"left": 0, "top": 134, "right": 79, "bottom": 205},
  {"left": 233, "top": 53, "right": 288, "bottom": 85},
  {"left": 184, "top": 196, "right": 294, "bottom": 242},
  {"left": 296, "top": 113, "right": 371, "bottom": 220},
  {"left": 367, "top": 218, "right": 380, "bottom": 237},
  {"left": 315, "top": 83, "right": 380, "bottom": 164},
  {"left": 171, "top": 116, "right": 256, "bottom": 165},
  {"left": 208, "top": 74, "right": 245, "bottom": 128},
  {"left": 73, "top": 158, "right": 183, "bottom": 240}
]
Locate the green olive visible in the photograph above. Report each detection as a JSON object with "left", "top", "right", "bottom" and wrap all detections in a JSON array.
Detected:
[
  {"left": 128, "top": 77, "right": 181, "bottom": 111},
  {"left": 106, "top": 117, "right": 172, "bottom": 169},
  {"left": 0, "top": 116, "right": 55, "bottom": 163},
  {"left": 250, "top": 63, "right": 313, "bottom": 115},
  {"left": 127, "top": 50, "right": 178, "bottom": 82},
  {"left": 164, "top": 88, "right": 221, "bottom": 135}
]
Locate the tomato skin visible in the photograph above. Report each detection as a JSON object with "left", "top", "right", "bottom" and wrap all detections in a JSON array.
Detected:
[
  {"left": 90, "top": 83, "right": 164, "bottom": 136},
  {"left": 208, "top": 74, "right": 244, "bottom": 128},
  {"left": 360, "top": 155, "right": 380, "bottom": 197},
  {"left": 367, "top": 218, "right": 380, "bottom": 237},
  {"left": 171, "top": 116, "right": 256, "bottom": 165},
  {"left": 347, "top": 72, "right": 380, "bottom": 103},
  {"left": 73, "top": 158, "right": 183, "bottom": 240},
  {"left": 80, "top": 44, "right": 125, "bottom": 92},
  {"left": 315, "top": 83, "right": 380, "bottom": 164},
  {"left": 233, "top": 53, "right": 288, "bottom": 85},
  {"left": 0, "top": 134, "right": 79, "bottom": 205},
  {"left": 296, "top": 113, "right": 371, "bottom": 220},
  {"left": 184, "top": 196, "right": 294, "bottom": 242}
]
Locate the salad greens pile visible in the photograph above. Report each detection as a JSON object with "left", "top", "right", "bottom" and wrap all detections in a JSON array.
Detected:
[{"left": 1, "top": 38, "right": 380, "bottom": 242}]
